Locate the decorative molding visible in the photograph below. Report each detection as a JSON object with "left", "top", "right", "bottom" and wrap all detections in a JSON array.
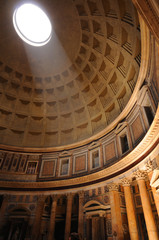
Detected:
[
  {"left": 107, "top": 183, "right": 119, "bottom": 191},
  {"left": 121, "top": 178, "right": 131, "bottom": 186},
  {"left": 145, "top": 160, "right": 153, "bottom": 172},
  {"left": 88, "top": 141, "right": 100, "bottom": 150},
  {"left": 115, "top": 122, "right": 128, "bottom": 134},
  {"left": 132, "top": 0, "right": 159, "bottom": 43},
  {"left": 52, "top": 194, "right": 58, "bottom": 202},
  {"left": 37, "top": 195, "right": 46, "bottom": 203},
  {"left": 133, "top": 170, "right": 147, "bottom": 180},
  {"left": 66, "top": 192, "right": 74, "bottom": 199},
  {"left": 150, "top": 168, "right": 159, "bottom": 188},
  {"left": 59, "top": 151, "right": 72, "bottom": 157},
  {"left": 39, "top": 158, "right": 57, "bottom": 178},
  {"left": 73, "top": 151, "right": 87, "bottom": 174},
  {"left": 78, "top": 190, "right": 84, "bottom": 199},
  {"left": 103, "top": 138, "right": 118, "bottom": 164},
  {"left": 0, "top": 105, "right": 158, "bottom": 190}
]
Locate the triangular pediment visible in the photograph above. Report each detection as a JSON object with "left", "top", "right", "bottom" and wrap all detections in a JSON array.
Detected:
[
  {"left": 115, "top": 121, "right": 127, "bottom": 133},
  {"left": 88, "top": 141, "right": 100, "bottom": 150},
  {"left": 59, "top": 151, "right": 71, "bottom": 157}
]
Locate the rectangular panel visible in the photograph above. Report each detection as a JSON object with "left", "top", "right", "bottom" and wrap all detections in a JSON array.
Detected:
[
  {"left": 40, "top": 159, "right": 56, "bottom": 178},
  {"left": 131, "top": 115, "right": 145, "bottom": 143},
  {"left": 73, "top": 152, "right": 87, "bottom": 174},
  {"left": 75, "top": 155, "right": 86, "bottom": 172},
  {"left": 104, "top": 141, "right": 117, "bottom": 162}
]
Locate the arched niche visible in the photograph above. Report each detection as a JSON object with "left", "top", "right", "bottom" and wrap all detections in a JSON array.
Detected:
[{"left": 7, "top": 207, "right": 31, "bottom": 240}]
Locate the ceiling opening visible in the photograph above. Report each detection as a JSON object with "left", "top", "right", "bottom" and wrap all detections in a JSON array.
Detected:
[{"left": 13, "top": 3, "right": 52, "bottom": 47}]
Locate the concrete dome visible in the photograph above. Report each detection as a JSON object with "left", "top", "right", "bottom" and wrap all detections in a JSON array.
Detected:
[{"left": 0, "top": 0, "right": 141, "bottom": 148}]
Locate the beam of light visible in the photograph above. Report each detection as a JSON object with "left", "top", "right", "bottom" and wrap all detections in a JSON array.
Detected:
[{"left": 13, "top": 3, "right": 52, "bottom": 47}]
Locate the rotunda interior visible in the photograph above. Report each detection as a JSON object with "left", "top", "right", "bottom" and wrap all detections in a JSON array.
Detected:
[{"left": 0, "top": 0, "right": 159, "bottom": 240}]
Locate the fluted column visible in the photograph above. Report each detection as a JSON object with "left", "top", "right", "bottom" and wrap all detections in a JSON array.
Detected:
[
  {"left": 78, "top": 191, "right": 84, "bottom": 239},
  {"left": 134, "top": 170, "right": 158, "bottom": 240},
  {"left": 146, "top": 161, "right": 159, "bottom": 216},
  {"left": 31, "top": 195, "right": 46, "bottom": 240},
  {"left": 0, "top": 195, "right": 9, "bottom": 230},
  {"left": 65, "top": 193, "right": 73, "bottom": 240},
  {"left": 108, "top": 183, "right": 124, "bottom": 240},
  {"left": 121, "top": 178, "right": 139, "bottom": 240},
  {"left": 48, "top": 195, "right": 58, "bottom": 240}
]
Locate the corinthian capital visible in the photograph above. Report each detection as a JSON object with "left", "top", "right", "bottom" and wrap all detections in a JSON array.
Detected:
[
  {"left": 50, "top": 194, "right": 58, "bottom": 202},
  {"left": 37, "top": 195, "right": 46, "bottom": 202},
  {"left": 121, "top": 178, "right": 131, "bottom": 186},
  {"left": 133, "top": 170, "right": 147, "bottom": 180},
  {"left": 78, "top": 190, "right": 84, "bottom": 198},
  {"left": 145, "top": 160, "right": 153, "bottom": 173},
  {"left": 66, "top": 192, "right": 73, "bottom": 199},
  {"left": 108, "top": 183, "right": 119, "bottom": 191}
]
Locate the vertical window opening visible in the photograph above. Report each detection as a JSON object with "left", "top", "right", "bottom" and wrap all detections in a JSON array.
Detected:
[
  {"left": 144, "top": 106, "right": 154, "bottom": 125},
  {"left": 120, "top": 134, "right": 129, "bottom": 154}
]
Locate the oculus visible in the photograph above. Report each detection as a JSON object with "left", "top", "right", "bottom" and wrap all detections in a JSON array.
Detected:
[{"left": 13, "top": 3, "right": 52, "bottom": 47}]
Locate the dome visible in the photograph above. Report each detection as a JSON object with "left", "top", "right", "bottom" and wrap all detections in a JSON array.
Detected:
[
  {"left": 0, "top": 0, "right": 141, "bottom": 148},
  {"left": 0, "top": 1, "right": 159, "bottom": 240}
]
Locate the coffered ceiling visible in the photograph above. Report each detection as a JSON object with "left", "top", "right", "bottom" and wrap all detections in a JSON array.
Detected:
[{"left": 0, "top": 0, "right": 141, "bottom": 148}]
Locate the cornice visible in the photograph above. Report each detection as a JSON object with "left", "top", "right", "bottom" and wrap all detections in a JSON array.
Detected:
[{"left": 132, "top": 0, "right": 159, "bottom": 43}]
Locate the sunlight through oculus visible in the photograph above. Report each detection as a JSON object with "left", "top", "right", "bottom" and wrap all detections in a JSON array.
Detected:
[{"left": 13, "top": 3, "right": 52, "bottom": 47}]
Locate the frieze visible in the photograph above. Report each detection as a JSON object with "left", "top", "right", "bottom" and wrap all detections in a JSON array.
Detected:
[{"left": 145, "top": 160, "right": 153, "bottom": 172}]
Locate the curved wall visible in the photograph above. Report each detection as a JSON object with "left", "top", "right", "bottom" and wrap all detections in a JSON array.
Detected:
[{"left": 0, "top": 1, "right": 158, "bottom": 193}]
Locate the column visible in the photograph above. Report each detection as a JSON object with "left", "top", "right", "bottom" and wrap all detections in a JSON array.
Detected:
[
  {"left": 86, "top": 216, "right": 92, "bottom": 240},
  {"left": 78, "top": 191, "right": 84, "bottom": 239},
  {"left": 99, "top": 214, "right": 105, "bottom": 240},
  {"left": 0, "top": 195, "right": 9, "bottom": 230},
  {"left": 92, "top": 216, "right": 98, "bottom": 240},
  {"left": 108, "top": 183, "right": 124, "bottom": 240},
  {"left": 83, "top": 213, "right": 87, "bottom": 240},
  {"left": 146, "top": 161, "right": 159, "bottom": 216},
  {"left": 48, "top": 195, "right": 58, "bottom": 240},
  {"left": 121, "top": 178, "right": 139, "bottom": 240},
  {"left": 134, "top": 170, "right": 158, "bottom": 240},
  {"left": 65, "top": 193, "right": 73, "bottom": 240},
  {"left": 31, "top": 195, "right": 46, "bottom": 240}
]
